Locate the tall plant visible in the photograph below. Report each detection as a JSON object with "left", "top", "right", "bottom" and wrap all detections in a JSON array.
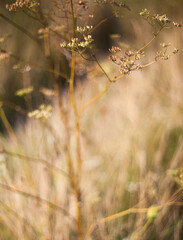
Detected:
[{"left": 0, "top": 1, "right": 181, "bottom": 239}]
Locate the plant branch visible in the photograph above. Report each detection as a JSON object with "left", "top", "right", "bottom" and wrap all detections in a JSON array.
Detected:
[
  {"left": 79, "top": 81, "right": 111, "bottom": 115},
  {"left": 0, "top": 48, "right": 68, "bottom": 79},
  {"left": 0, "top": 183, "right": 75, "bottom": 220},
  {"left": 70, "top": 1, "right": 83, "bottom": 239},
  {"left": 0, "top": 148, "right": 69, "bottom": 178},
  {"left": 0, "top": 12, "right": 40, "bottom": 46}
]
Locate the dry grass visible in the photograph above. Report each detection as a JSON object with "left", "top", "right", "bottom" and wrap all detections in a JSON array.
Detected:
[{"left": 0, "top": 7, "right": 183, "bottom": 240}]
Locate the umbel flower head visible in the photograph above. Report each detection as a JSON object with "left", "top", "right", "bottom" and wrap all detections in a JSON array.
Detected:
[
  {"left": 60, "top": 25, "right": 94, "bottom": 52},
  {"left": 6, "top": 0, "right": 39, "bottom": 11},
  {"left": 28, "top": 105, "right": 52, "bottom": 120},
  {"left": 108, "top": 48, "right": 144, "bottom": 75}
]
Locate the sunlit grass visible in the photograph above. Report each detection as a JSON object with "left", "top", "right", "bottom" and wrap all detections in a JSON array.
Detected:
[{"left": 0, "top": 4, "right": 183, "bottom": 239}]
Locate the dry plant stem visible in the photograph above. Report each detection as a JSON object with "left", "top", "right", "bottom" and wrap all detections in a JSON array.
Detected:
[
  {"left": 85, "top": 201, "right": 183, "bottom": 238},
  {"left": 0, "top": 100, "right": 28, "bottom": 115},
  {"left": 0, "top": 149, "right": 69, "bottom": 177},
  {"left": 88, "top": 15, "right": 114, "bottom": 35},
  {"left": 139, "top": 35, "right": 156, "bottom": 52},
  {"left": 70, "top": 0, "right": 83, "bottom": 239},
  {"left": 139, "top": 27, "right": 163, "bottom": 52},
  {"left": 0, "top": 108, "right": 19, "bottom": 144},
  {"left": 79, "top": 56, "right": 160, "bottom": 115},
  {"left": 0, "top": 183, "right": 75, "bottom": 220},
  {"left": 70, "top": 51, "right": 83, "bottom": 239},
  {"left": 0, "top": 12, "right": 39, "bottom": 45},
  {"left": 0, "top": 48, "right": 68, "bottom": 79},
  {"left": 0, "top": 200, "right": 40, "bottom": 237},
  {"left": 23, "top": 9, "right": 43, "bottom": 24},
  {"left": 79, "top": 28, "right": 165, "bottom": 114},
  {"left": 37, "top": 5, "right": 76, "bottom": 191},
  {"left": 37, "top": 5, "right": 81, "bottom": 237},
  {"left": 79, "top": 81, "right": 112, "bottom": 115},
  {"left": 46, "top": 58, "right": 75, "bottom": 188},
  {"left": 131, "top": 218, "right": 152, "bottom": 240},
  {"left": 92, "top": 54, "right": 112, "bottom": 82},
  {"left": 85, "top": 187, "right": 183, "bottom": 238},
  {"left": 0, "top": 108, "right": 36, "bottom": 188},
  {"left": 84, "top": 4, "right": 97, "bottom": 27},
  {"left": 70, "top": 52, "right": 82, "bottom": 179}
]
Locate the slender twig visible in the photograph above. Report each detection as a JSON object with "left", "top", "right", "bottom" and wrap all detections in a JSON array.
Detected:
[
  {"left": 0, "top": 149, "right": 69, "bottom": 177},
  {"left": 139, "top": 27, "right": 163, "bottom": 52},
  {"left": 79, "top": 33, "right": 164, "bottom": 114},
  {"left": 92, "top": 54, "right": 112, "bottom": 82},
  {"left": 0, "top": 48, "right": 68, "bottom": 79},
  {"left": 88, "top": 15, "right": 114, "bottom": 35},
  {"left": 0, "top": 12, "right": 40, "bottom": 45},
  {"left": 85, "top": 192, "right": 183, "bottom": 238},
  {"left": 36, "top": 4, "right": 76, "bottom": 191},
  {"left": 0, "top": 107, "right": 36, "bottom": 187},
  {"left": 23, "top": 9, "right": 43, "bottom": 25},
  {"left": 0, "top": 100, "right": 28, "bottom": 116},
  {"left": 79, "top": 81, "right": 112, "bottom": 115},
  {"left": 0, "top": 200, "right": 41, "bottom": 238},
  {"left": 70, "top": 1, "right": 83, "bottom": 239},
  {"left": 0, "top": 108, "right": 18, "bottom": 144},
  {"left": 0, "top": 183, "right": 75, "bottom": 220}
]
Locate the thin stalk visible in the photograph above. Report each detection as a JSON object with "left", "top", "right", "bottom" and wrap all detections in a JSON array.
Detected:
[
  {"left": 0, "top": 48, "right": 68, "bottom": 79},
  {"left": 70, "top": 0, "right": 83, "bottom": 239},
  {"left": 0, "top": 107, "right": 36, "bottom": 188},
  {"left": 37, "top": 3, "right": 77, "bottom": 224},
  {"left": 79, "top": 81, "right": 112, "bottom": 115},
  {"left": 92, "top": 54, "right": 112, "bottom": 82},
  {"left": 69, "top": 53, "right": 81, "bottom": 178},
  {"left": 85, "top": 187, "right": 183, "bottom": 238},
  {"left": 0, "top": 149, "right": 69, "bottom": 177},
  {"left": 0, "top": 100, "right": 28, "bottom": 115},
  {"left": 0, "top": 200, "right": 41, "bottom": 238},
  {"left": 131, "top": 219, "right": 152, "bottom": 240},
  {"left": 139, "top": 27, "right": 163, "bottom": 52},
  {"left": 0, "top": 183, "right": 75, "bottom": 220},
  {"left": 0, "top": 12, "right": 40, "bottom": 46}
]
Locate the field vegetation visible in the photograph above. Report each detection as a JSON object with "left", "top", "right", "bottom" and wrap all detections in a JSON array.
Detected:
[{"left": 0, "top": 0, "right": 183, "bottom": 239}]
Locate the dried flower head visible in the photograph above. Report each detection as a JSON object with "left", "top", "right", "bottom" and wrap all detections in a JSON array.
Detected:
[
  {"left": 173, "top": 48, "right": 179, "bottom": 54},
  {"left": 153, "top": 14, "right": 171, "bottom": 24},
  {"left": 6, "top": 0, "right": 39, "bottom": 12},
  {"left": 108, "top": 47, "right": 144, "bottom": 75},
  {"left": 15, "top": 87, "right": 33, "bottom": 97},
  {"left": 28, "top": 104, "right": 52, "bottom": 120}
]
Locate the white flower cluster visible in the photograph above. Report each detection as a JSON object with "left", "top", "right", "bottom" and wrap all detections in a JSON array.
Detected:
[
  {"left": 60, "top": 35, "right": 94, "bottom": 50},
  {"left": 79, "top": 35, "right": 93, "bottom": 47},
  {"left": 28, "top": 104, "right": 52, "bottom": 120},
  {"left": 60, "top": 25, "right": 94, "bottom": 51},
  {"left": 76, "top": 25, "right": 93, "bottom": 33}
]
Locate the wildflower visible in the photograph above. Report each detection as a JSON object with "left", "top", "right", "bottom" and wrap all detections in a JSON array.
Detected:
[
  {"left": 153, "top": 14, "right": 171, "bottom": 24},
  {"left": 76, "top": 25, "right": 93, "bottom": 33},
  {"left": 15, "top": 87, "right": 33, "bottom": 97},
  {"left": 28, "top": 104, "right": 52, "bottom": 120},
  {"left": 140, "top": 8, "right": 150, "bottom": 17},
  {"left": 6, "top": 0, "right": 39, "bottom": 11},
  {"left": 173, "top": 48, "right": 179, "bottom": 54},
  {"left": 109, "top": 48, "right": 145, "bottom": 76},
  {"left": 160, "top": 43, "right": 171, "bottom": 48},
  {"left": 173, "top": 22, "right": 182, "bottom": 27},
  {"left": 109, "top": 46, "right": 121, "bottom": 53}
]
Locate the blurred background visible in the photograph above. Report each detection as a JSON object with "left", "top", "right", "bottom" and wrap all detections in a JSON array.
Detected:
[
  {"left": 0, "top": 0, "right": 183, "bottom": 239},
  {"left": 0, "top": 0, "right": 182, "bottom": 128}
]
